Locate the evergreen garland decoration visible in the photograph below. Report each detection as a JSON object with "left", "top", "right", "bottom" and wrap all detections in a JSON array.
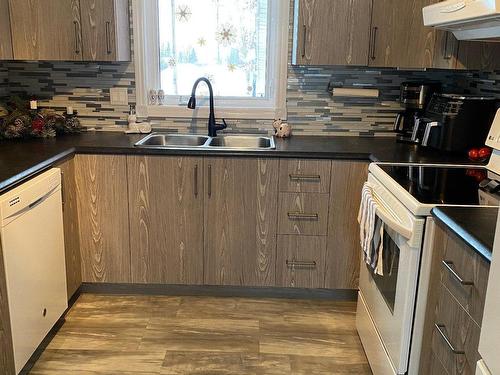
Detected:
[{"left": 0, "top": 96, "right": 83, "bottom": 140}]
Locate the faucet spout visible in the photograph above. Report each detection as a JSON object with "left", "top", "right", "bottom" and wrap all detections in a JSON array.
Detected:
[{"left": 187, "top": 77, "right": 226, "bottom": 137}]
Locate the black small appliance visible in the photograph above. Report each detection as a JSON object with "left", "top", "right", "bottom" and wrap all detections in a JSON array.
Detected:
[
  {"left": 394, "top": 82, "right": 441, "bottom": 142},
  {"left": 412, "top": 94, "right": 498, "bottom": 153}
]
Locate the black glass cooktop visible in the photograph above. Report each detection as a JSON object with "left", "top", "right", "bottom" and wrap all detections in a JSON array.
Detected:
[{"left": 379, "top": 165, "right": 500, "bottom": 206}]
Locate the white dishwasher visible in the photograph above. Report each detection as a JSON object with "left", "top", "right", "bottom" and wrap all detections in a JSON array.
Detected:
[{"left": 0, "top": 168, "right": 67, "bottom": 374}]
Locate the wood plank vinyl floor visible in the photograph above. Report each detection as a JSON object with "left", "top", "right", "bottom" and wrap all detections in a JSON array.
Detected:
[{"left": 30, "top": 294, "right": 371, "bottom": 375}]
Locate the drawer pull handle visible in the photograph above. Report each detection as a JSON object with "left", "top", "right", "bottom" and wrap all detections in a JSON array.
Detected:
[
  {"left": 435, "top": 324, "right": 465, "bottom": 355},
  {"left": 287, "top": 212, "right": 319, "bottom": 220},
  {"left": 442, "top": 260, "right": 474, "bottom": 286},
  {"left": 289, "top": 174, "right": 321, "bottom": 181},
  {"left": 287, "top": 260, "right": 317, "bottom": 269}
]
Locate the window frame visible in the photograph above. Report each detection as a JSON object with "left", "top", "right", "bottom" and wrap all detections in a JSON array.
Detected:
[{"left": 132, "top": 0, "right": 289, "bottom": 120}]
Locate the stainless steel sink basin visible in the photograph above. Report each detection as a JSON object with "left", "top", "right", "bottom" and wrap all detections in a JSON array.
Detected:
[
  {"left": 208, "top": 135, "right": 275, "bottom": 150},
  {"left": 135, "top": 133, "right": 210, "bottom": 148},
  {"left": 135, "top": 133, "right": 275, "bottom": 150}
]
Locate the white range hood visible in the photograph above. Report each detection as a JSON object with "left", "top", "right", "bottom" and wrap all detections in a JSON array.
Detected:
[{"left": 423, "top": 0, "right": 500, "bottom": 40}]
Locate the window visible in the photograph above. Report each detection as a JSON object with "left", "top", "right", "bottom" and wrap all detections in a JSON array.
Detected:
[{"left": 133, "top": 0, "right": 289, "bottom": 120}]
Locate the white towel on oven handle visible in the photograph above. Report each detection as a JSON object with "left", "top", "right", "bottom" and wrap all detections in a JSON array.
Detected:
[
  {"left": 358, "top": 183, "right": 378, "bottom": 266},
  {"left": 358, "top": 182, "right": 388, "bottom": 273}
]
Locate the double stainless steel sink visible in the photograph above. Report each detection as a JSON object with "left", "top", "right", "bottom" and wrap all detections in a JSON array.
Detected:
[{"left": 135, "top": 133, "right": 276, "bottom": 151}]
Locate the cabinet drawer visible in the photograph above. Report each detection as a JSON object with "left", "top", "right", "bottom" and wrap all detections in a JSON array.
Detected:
[
  {"left": 279, "top": 159, "right": 331, "bottom": 193},
  {"left": 441, "top": 231, "right": 490, "bottom": 326},
  {"left": 278, "top": 193, "right": 329, "bottom": 235},
  {"left": 431, "top": 285, "right": 481, "bottom": 375},
  {"left": 276, "top": 235, "right": 326, "bottom": 289}
]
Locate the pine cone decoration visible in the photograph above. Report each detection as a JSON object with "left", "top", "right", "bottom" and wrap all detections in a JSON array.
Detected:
[
  {"left": 3, "top": 117, "right": 30, "bottom": 139},
  {"left": 64, "top": 116, "right": 83, "bottom": 133}
]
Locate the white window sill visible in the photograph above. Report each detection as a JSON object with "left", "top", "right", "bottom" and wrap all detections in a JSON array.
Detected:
[{"left": 138, "top": 105, "right": 285, "bottom": 120}]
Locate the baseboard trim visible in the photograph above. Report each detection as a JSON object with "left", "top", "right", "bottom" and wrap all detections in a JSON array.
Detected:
[{"left": 80, "top": 283, "right": 358, "bottom": 301}]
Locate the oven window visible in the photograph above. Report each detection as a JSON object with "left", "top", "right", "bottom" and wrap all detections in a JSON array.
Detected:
[{"left": 368, "top": 228, "right": 400, "bottom": 314}]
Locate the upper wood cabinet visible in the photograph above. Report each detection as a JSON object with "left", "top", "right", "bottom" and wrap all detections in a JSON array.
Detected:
[
  {"left": 369, "top": 0, "right": 438, "bottom": 69},
  {"left": 204, "top": 158, "right": 279, "bottom": 287},
  {"left": 0, "top": 0, "right": 13, "bottom": 59},
  {"left": 80, "top": 0, "right": 130, "bottom": 61},
  {"left": 7, "top": 0, "right": 130, "bottom": 61},
  {"left": 9, "top": 0, "right": 83, "bottom": 61},
  {"left": 75, "top": 154, "right": 131, "bottom": 283},
  {"left": 127, "top": 156, "right": 204, "bottom": 285},
  {"left": 292, "top": 0, "right": 373, "bottom": 66}
]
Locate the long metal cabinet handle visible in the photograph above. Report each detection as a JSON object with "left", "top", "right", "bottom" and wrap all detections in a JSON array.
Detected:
[
  {"left": 61, "top": 171, "right": 65, "bottom": 208},
  {"left": 435, "top": 324, "right": 465, "bottom": 355},
  {"left": 287, "top": 212, "right": 319, "bottom": 220},
  {"left": 443, "top": 32, "right": 451, "bottom": 60},
  {"left": 208, "top": 164, "right": 212, "bottom": 198},
  {"left": 105, "top": 21, "right": 112, "bottom": 54},
  {"left": 73, "top": 21, "right": 80, "bottom": 54},
  {"left": 289, "top": 174, "right": 321, "bottom": 181},
  {"left": 301, "top": 25, "right": 307, "bottom": 58},
  {"left": 194, "top": 164, "right": 198, "bottom": 197},
  {"left": 442, "top": 260, "right": 474, "bottom": 286},
  {"left": 286, "top": 260, "right": 317, "bottom": 269},
  {"left": 370, "top": 26, "right": 378, "bottom": 60}
]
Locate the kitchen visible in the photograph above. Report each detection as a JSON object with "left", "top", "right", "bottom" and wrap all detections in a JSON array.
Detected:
[{"left": 1, "top": 0, "right": 500, "bottom": 374}]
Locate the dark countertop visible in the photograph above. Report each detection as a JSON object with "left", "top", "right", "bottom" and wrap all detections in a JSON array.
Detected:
[
  {"left": 0, "top": 131, "right": 477, "bottom": 194},
  {"left": 432, "top": 206, "right": 498, "bottom": 263}
]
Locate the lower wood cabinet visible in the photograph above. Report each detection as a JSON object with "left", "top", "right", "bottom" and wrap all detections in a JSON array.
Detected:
[
  {"left": 70, "top": 154, "right": 368, "bottom": 291},
  {"left": 325, "top": 161, "right": 368, "bottom": 289},
  {"left": 203, "top": 158, "right": 279, "bottom": 286},
  {"left": 127, "top": 156, "right": 204, "bottom": 285},
  {"left": 419, "top": 220, "right": 490, "bottom": 375},
  {"left": 58, "top": 158, "right": 82, "bottom": 299},
  {"left": 75, "top": 154, "right": 131, "bottom": 283}
]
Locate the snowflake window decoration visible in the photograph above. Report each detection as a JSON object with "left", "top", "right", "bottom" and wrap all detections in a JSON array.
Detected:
[
  {"left": 216, "top": 23, "right": 237, "bottom": 47},
  {"left": 197, "top": 37, "right": 207, "bottom": 47},
  {"left": 176, "top": 5, "right": 192, "bottom": 22}
]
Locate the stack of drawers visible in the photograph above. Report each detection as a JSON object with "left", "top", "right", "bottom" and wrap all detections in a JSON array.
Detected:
[
  {"left": 276, "top": 159, "right": 331, "bottom": 289},
  {"left": 421, "top": 222, "right": 490, "bottom": 375}
]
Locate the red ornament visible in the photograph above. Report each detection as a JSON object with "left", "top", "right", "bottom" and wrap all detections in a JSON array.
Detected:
[{"left": 31, "top": 118, "right": 45, "bottom": 133}]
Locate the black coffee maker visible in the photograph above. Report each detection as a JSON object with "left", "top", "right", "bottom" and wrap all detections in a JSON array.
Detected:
[{"left": 394, "top": 82, "right": 441, "bottom": 142}]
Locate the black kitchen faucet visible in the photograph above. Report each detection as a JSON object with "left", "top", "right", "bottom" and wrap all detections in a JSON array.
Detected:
[{"left": 187, "top": 77, "right": 227, "bottom": 137}]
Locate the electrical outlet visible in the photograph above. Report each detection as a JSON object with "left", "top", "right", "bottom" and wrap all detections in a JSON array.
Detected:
[{"left": 110, "top": 87, "right": 129, "bottom": 106}]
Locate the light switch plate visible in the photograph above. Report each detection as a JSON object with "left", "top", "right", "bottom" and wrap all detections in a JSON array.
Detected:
[{"left": 110, "top": 87, "right": 129, "bottom": 106}]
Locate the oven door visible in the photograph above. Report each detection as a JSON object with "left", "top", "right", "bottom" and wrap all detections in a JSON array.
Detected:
[{"left": 358, "top": 174, "right": 426, "bottom": 374}]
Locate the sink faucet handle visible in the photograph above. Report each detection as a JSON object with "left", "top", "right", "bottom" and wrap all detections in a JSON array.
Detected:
[{"left": 215, "top": 118, "right": 228, "bottom": 132}]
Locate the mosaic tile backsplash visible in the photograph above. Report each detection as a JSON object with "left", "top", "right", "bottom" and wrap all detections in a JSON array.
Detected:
[{"left": 0, "top": 3, "right": 499, "bottom": 136}]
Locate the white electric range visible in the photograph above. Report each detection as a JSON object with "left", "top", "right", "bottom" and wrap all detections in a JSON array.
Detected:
[{"left": 356, "top": 109, "right": 500, "bottom": 375}]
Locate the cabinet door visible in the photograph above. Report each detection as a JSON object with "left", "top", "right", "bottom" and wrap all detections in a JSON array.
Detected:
[
  {"left": 0, "top": 0, "right": 13, "bottom": 59},
  {"left": 58, "top": 158, "right": 82, "bottom": 299},
  {"left": 80, "top": 0, "right": 130, "bottom": 61},
  {"left": 204, "top": 158, "right": 279, "bottom": 286},
  {"left": 75, "top": 155, "right": 130, "bottom": 283},
  {"left": 368, "top": 0, "right": 397, "bottom": 67},
  {"left": 127, "top": 156, "right": 204, "bottom": 285},
  {"left": 293, "top": 0, "right": 372, "bottom": 66},
  {"left": 456, "top": 40, "right": 500, "bottom": 71},
  {"left": 325, "top": 161, "right": 368, "bottom": 289},
  {"left": 370, "top": 0, "right": 438, "bottom": 68},
  {"left": 9, "top": 0, "right": 82, "bottom": 61}
]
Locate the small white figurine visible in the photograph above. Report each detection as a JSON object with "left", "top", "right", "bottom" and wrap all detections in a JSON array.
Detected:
[{"left": 273, "top": 119, "right": 292, "bottom": 138}]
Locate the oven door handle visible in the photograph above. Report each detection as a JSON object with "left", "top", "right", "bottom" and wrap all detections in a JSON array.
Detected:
[
  {"left": 375, "top": 205, "right": 413, "bottom": 240},
  {"left": 361, "top": 182, "right": 414, "bottom": 240}
]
